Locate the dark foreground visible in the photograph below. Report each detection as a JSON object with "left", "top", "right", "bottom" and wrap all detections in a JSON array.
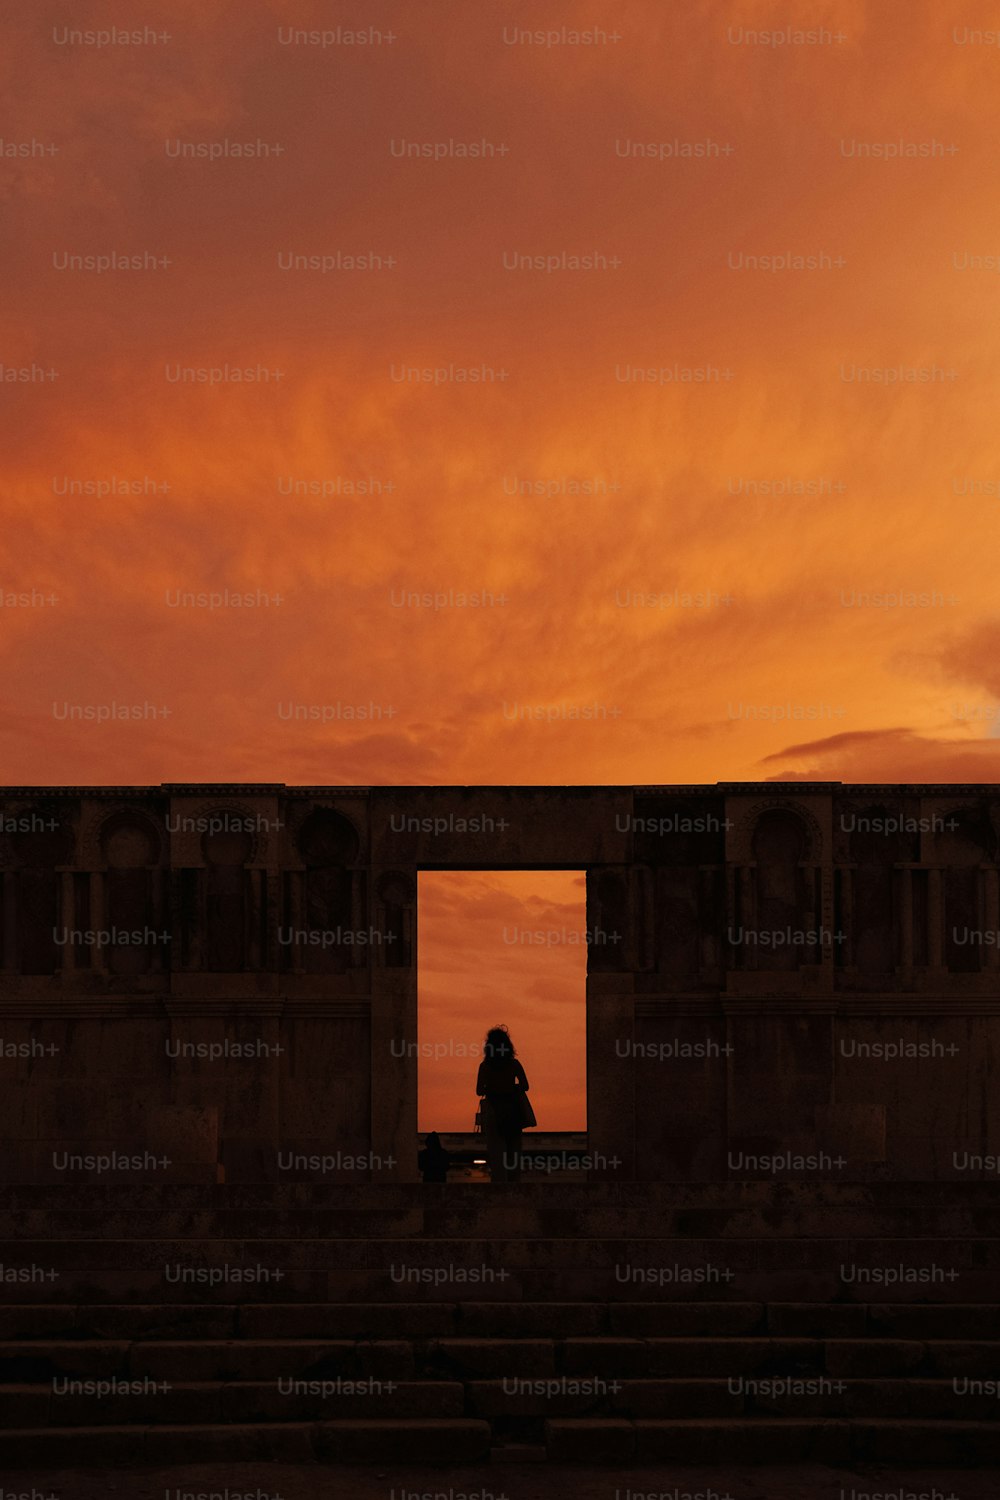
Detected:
[{"left": 22, "top": 1466, "right": 1000, "bottom": 1500}]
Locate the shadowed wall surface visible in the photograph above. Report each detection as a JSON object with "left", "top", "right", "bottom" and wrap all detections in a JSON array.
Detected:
[{"left": 2, "top": 781, "right": 999, "bottom": 1185}]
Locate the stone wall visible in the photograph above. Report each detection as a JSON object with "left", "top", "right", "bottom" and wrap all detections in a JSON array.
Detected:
[{"left": 0, "top": 782, "right": 998, "bottom": 1183}]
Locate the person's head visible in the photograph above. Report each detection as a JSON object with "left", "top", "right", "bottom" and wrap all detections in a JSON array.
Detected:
[
  {"left": 425, "top": 1131, "right": 442, "bottom": 1150},
  {"left": 483, "top": 1025, "right": 515, "bottom": 1061}
]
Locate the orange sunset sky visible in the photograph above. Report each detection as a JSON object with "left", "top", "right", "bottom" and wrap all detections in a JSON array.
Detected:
[{"left": 5, "top": 0, "right": 1000, "bottom": 1128}]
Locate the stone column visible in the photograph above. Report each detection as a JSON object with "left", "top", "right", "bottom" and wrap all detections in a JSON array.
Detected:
[
  {"left": 370, "top": 867, "right": 417, "bottom": 1180},
  {"left": 87, "top": 870, "right": 106, "bottom": 972},
  {"left": 263, "top": 868, "right": 279, "bottom": 971},
  {"left": 837, "top": 865, "right": 854, "bottom": 969},
  {"left": 58, "top": 869, "right": 75, "bottom": 974},
  {"left": 2, "top": 870, "right": 17, "bottom": 972},
  {"left": 738, "top": 865, "right": 755, "bottom": 969},
  {"left": 350, "top": 868, "right": 366, "bottom": 968},
  {"left": 802, "top": 862, "right": 823, "bottom": 967},
  {"left": 699, "top": 866, "right": 717, "bottom": 972},
  {"left": 984, "top": 867, "right": 999, "bottom": 970},
  {"left": 190, "top": 869, "right": 207, "bottom": 971},
  {"left": 898, "top": 866, "right": 913, "bottom": 977},
  {"left": 817, "top": 862, "right": 837, "bottom": 973},
  {"left": 246, "top": 868, "right": 262, "bottom": 972},
  {"left": 802, "top": 861, "right": 817, "bottom": 928},
  {"left": 288, "top": 869, "right": 305, "bottom": 974},
  {"left": 638, "top": 864, "right": 655, "bottom": 970},
  {"left": 927, "top": 867, "right": 944, "bottom": 970},
  {"left": 151, "top": 867, "right": 167, "bottom": 974}
]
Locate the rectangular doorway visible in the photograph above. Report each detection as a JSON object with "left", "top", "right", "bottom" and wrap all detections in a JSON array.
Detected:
[{"left": 417, "top": 870, "right": 587, "bottom": 1133}]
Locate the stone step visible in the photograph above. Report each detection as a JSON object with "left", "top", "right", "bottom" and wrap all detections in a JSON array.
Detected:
[
  {"left": 3, "top": 1236, "right": 995, "bottom": 1284},
  {"left": 238, "top": 1300, "right": 767, "bottom": 1340},
  {"left": 4, "top": 1300, "right": 1000, "bottom": 1342},
  {"left": 4, "top": 1278, "right": 995, "bottom": 1306},
  {"left": 4, "top": 1190, "right": 999, "bottom": 1242},
  {"left": 131, "top": 1336, "right": 419, "bottom": 1382},
  {"left": 3, "top": 1299, "right": 998, "bottom": 1347},
  {"left": 7, "top": 1205, "right": 1000, "bottom": 1238},
  {"left": 0, "top": 1339, "right": 414, "bottom": 1382},
  {"left": 3, "top": 1379, "right": 467, "bottom": 1424},
  {"left": 0, "top": 1303, "right": 245, "bottom": 1340},
  {"left": 472, "top": 1376, "right": 1000, "bottom": 1421},
  {"left": 7, "top": 1234, "right": 996, "bottom": 1259},
  {"left": 4, "top": 1375, "right": 1000, "bottom": 1426},
  {"left": 0, "top": 1418, "right": 492, "bottom": 1466},
  {"left": 1, "top": 1410, "right": 997, "bottom": 1467},
  {"left": 547, "top": 1417, "right": 1000, "bottom": 1465},
  {"left": 1, "top": 1260, "right": 993, "bottom": 1307},
  {"left": 4, "top": 1335, "right": 1000, "bottom": 1381},
  {"left": 4, "top": 1182, "right": 996, "bottom": 1209}
]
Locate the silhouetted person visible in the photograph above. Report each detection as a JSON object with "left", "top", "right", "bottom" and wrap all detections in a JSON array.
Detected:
[
  {"left": 417, "top": 1130, "right": 451, "bottom": 1183},
  {"left": 476, "top": 1025, "right": 532, "bottom": 1182}
]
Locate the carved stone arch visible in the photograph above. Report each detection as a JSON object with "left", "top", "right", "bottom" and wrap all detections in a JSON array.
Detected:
[
  {"left": 295, "top": 805, "right": 361, "bottom": 868},
  {"left": 934, "top": 801, "right": 990, "bottom": 868},
  {"left": 730, "top": 799, "right": 822, "bottom": 864},
  {"left": 291, "top": 806, "right": 364, "bottom": 975},
  {"left": 842, "top": 802, "right": 915, "bottom": 977},
  {"left": 7, "top": 802, "right": 76, "bottom": 868},
  {"left": 201, "top": 826, "right": 255, "bottom": 868},
  {"left": 8, "top": 803, "right": 76, "bottom": 977},
  {"left": 197, "top": 810, "right": 258, "bottom": 974},
  {"left": 99, "top": 807, "right": 165, "bottom": 869},
  {"left": 932, "top": 801, "right": 990, "bottom": 973},
  {"left": 0, "top": 802, "right": 26, "bottom": 868},
  {"left": 845, "top": 801, "right": 920, "bottom": 866},
  {"left": 737, "top": 804, "right": 820, "bottom": 971},
  {"left": 751, "top": 808, "right": 809, "bottom": 866},
  {"left": 196, "top": 801, "right": 269, "bottom": 867},
  {"left": 78, "top": 803, "right": 156, "bottom": 871},
  {"left": 988, "top": 799, "right": 1000, "bottom": 860},
  {"left": 96, "top": 809, "right": 167, "bottom": 978}
]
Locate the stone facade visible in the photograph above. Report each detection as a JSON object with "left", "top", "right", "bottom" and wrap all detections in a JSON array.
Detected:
[{"left": 1, "top": 782, "right": 998, "bottom": 1184}]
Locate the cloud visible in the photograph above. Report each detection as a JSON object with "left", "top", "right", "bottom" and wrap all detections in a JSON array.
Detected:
[{"left": 762, "top": 727, "right": 1000, "bottom": 782}]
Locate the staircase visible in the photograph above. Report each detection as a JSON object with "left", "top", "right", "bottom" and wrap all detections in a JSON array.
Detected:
[{"left": 1, "top": 1181, "right": 998, "bottom": 1466}]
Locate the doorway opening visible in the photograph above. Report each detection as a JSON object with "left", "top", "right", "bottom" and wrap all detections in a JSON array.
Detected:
[{"left": 416, "top": 870, "right": 587, "bottom": 1135}]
